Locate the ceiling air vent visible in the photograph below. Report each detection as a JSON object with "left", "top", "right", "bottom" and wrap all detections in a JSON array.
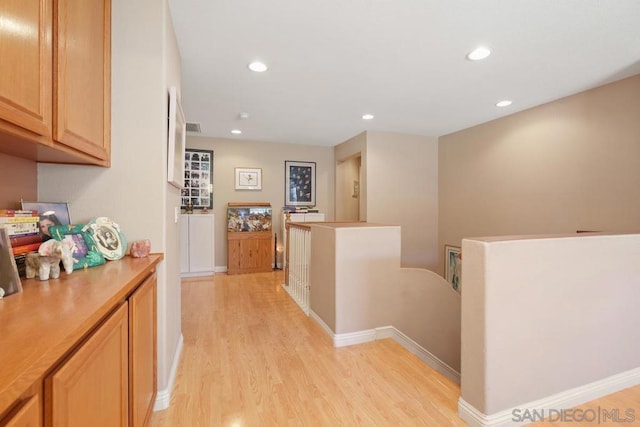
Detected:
[{"left": 186, "top": 122, "right": 201, "bottom": 133}]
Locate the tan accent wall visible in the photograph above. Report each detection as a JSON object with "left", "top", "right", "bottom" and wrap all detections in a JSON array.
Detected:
[
  {"left": 186, "top": 136, "right": 335, "bottom": 269},
  {"left": 0, "top": 153, "right": 37, "bottom": 207},
  {"left": 439, "top": 74, "right": 640, "bottom": 275}
]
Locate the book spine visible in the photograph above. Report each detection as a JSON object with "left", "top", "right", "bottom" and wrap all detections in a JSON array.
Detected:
[
  {"left": 2, "top": 222, "right": 40, "bottom": 236},
  {"left": 11, "top": 242, "right": 42, "bottom": 256},
  {"left": 0, "top": 216, "right": 39, "bottom": 224},
  {"left": 9, "top": 233, "right": 42, "bottom": 247},
  {"left": 0, "top": 209, "right": 39, "bottom": 216}
]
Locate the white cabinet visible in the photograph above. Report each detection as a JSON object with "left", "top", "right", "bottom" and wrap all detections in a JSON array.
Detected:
[
  {"left": 180, "top": 214, "right": 215, "bottom": 277},
  {"left": 281, "top": 212, "right": 325, "bottom": 269}
]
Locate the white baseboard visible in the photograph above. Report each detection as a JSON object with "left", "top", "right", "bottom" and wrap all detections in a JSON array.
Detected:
[
  {"left": 308, "top": 312, "right": 460, "bottom": 384},
  {"left": 309, "top": 310, "right": 334, "bottom": 338},
  {"left": 215, "top": 266, "right": 227, "bottom": 273},
  {"left": 384, "top": 327, "right": 460, "bottom": 384},
  {"left": 180, "top": 271, "right": 214, "bottom": 278},
  {"left": 154, "top": 333, "right": 184, "bottom": 411},
  {"left": 458, "top": 366, "right": 640, "bottom": 427}
]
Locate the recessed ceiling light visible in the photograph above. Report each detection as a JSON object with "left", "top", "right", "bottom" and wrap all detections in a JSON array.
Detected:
[
  {"left": 362, "top": 114, "right": 374, "bottom": 120},
  {"left": 466, "top": 46, "right": 491, "bottom": 61},
  {"left": 496, "top": 100, "right": 512, "bottom": 107},
  {"left": 231, "top": 129, "right": 242, "bottom": 134},
  {"left": 248, "top": 61, "right": 267, "bottom": 72}
]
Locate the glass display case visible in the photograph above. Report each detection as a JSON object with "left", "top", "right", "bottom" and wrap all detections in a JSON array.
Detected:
[
  {"left": 227, "top": 203, "right": 272, "bottom": 232},
  {"left": 226, "top": 203, "right": 273, "bottom": 274}
]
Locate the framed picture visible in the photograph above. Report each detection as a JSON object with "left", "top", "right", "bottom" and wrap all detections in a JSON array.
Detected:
[
  {"left": 86, "top": 217, "right": 127, "bottom": 260},
  {"left": 0, "top": 226, "right": 22, "bottom": 297},
  {"left": 182, "top": 149, "right": 213, "bottom": 209},
  {"left": 21, "top": 201, "right": 71, "bottom": 240},
  {"left": 285, "top": 160, "right": 316, "bottom": 207},
  {"left": 167, "top": 86, "right": 186, "bottom": 189},
  {"left": 445, "top": 245, "right": 462, "bottom": 292},
  {"left": 235, "top": 167, "right": 262, "bottom": 190},
  {"left": 48, "top": 224, "right": 106, "bottom": 270}
]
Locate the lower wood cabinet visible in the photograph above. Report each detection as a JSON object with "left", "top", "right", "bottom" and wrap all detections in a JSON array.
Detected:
[
  {"left": 46, "top": 303, "right": 129, "bottom": 427},
  {"left": 129, "top": 273, "right": 157, "bottom": 427},
  {"left": 4, "top": 394, "right": 41, "bottom": 427},
  {"left": 42, "top": 271, "right": 157, "bottom": 427},
  {"left": 227, "top": 231, "right": 272, "bottom": 274}
]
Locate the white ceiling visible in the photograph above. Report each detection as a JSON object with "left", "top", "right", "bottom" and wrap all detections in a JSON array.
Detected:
[{"left": 168, "top": 0, "right": 640, "bottom": 147}]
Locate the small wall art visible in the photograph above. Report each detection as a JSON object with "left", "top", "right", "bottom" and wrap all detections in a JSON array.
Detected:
[
  {"left": 445, "top": 245, "right": 461, "bottom": 292},
  {"left": 235, "top": 168, "right": 262, "bottom": 190},
  {"left": 182, "top": 149, "right": 213, "bottom": 209}
]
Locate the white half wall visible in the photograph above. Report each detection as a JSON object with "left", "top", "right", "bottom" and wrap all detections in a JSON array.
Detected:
[{"left": 460, "top": 232, "right": 640, "bottom": 420}]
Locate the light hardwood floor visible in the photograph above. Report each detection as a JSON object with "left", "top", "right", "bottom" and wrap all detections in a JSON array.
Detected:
[
  {"left": 150, "top": 271, "right": 640, "bottom": 426},
  {"left": 150, "top": 271, "right": 466, "bottom": 426}
]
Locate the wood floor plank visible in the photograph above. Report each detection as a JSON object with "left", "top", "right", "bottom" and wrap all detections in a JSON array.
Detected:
[
  {"left": 150, "top": 271, "right": 640, "bottom": 426},
  {"left": 149, "top": 272, "right": 467, "bottom": 426}
]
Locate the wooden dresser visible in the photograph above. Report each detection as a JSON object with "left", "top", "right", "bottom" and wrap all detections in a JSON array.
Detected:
[{"left": 0, "top": 254, "right": 163, "bottom": 427}]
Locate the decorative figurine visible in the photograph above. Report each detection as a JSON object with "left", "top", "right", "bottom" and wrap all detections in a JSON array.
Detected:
[
  {"left": 26, "top": 239, "right": 74, "bottom": 280},
  {"left": 130, "top": 239, "right": 151, "bottom": 258}
]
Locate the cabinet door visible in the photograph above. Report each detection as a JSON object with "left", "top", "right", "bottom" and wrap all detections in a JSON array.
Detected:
[
  {"left": 47, "top": 303, "right": 128, "bottom": 427},
  {"left": 188, "top": 215, "right": 214, "bottom": 272},
  {"left": 239, "top": 235, "right": 272, "bottom": 272},
  {"left": 3, "top": 394, "right": 41, "bottom": 427},
  {"left": 54, "top": 0, "right": 110, "bottom": 161},
  {"left": 129, "top": 273, "right": 157, "bottom": 427},
  {"left": 239, "top": 238, "right": 261, "bottom": 270},
  {"left": 227, "top": 238, "right": 241, "bottom": 273},
  {"left": 0, "top": 0, "right": 52, "bottom": 138}
]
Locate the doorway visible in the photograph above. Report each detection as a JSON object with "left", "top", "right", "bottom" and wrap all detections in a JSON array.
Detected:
[{"left": 335, "top": 155, "right": 361, "bottom": 221}]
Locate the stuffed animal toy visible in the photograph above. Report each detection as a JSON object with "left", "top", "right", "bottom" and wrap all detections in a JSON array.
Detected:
[{"left": 25, "top": 239, "right": 74, "bottom": 281}]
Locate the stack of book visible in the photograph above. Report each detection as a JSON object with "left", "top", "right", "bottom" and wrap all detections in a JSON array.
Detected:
[{"left": 0, "top": 209, "right": 42, "bottom": 276}]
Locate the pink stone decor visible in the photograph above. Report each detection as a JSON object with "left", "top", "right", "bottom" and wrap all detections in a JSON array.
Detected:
[{"left": 130, "top": 239, "right": 151, "bottom": 258}]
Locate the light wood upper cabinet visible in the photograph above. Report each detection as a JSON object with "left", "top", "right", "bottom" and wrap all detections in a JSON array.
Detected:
[
  {"left": 0, "top": 0, "right": 52, "bottom": 139},
  {"left": 47, "top": 303, "right": 129, "bottom": 427},
  {"left": 0, "top": 0, "right": 111, "bottom": 165},
  {"left": 129, "top": 273, "right": 157, "bottom": 427},
  {"left": 54, "top": 0, "right": 111, "bottom": 162}
]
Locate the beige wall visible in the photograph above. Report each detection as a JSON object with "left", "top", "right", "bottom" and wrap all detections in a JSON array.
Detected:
[
  {"left": 187, "top": 135, "right": 335, "bottom": 268},
  {"left": 310, "top": 223, "right": 461, "bottom": 374},
  {"left": 0, "top": 153, "right": 36, "bottom": 207},
  {"left": 460, "top": 232, "right": 640, "bottom": 419},
  {"left": 439, "top": 74, "right": 640, "bottom": 275},
  {"left": 366, "top": 131, "right": 439, "bottom": 269},
  {"left": 38, "top": 0, "right": 182, "bottom": 398}
]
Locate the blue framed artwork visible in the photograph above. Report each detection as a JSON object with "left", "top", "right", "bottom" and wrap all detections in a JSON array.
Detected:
[{"left": 285, "top": 160, "right": 316, "bottom": 207}]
